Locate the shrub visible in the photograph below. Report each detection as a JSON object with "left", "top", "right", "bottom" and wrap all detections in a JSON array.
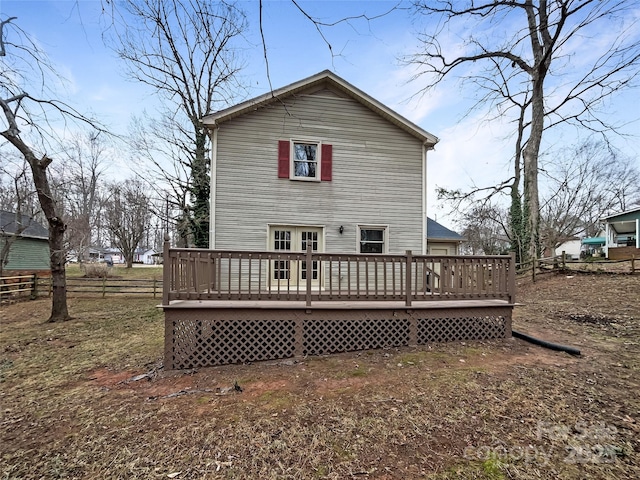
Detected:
[{"left": 82, "top": 263, "right": 112, "bottom": 278}]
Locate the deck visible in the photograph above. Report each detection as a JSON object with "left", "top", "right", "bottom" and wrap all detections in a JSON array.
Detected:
[{"left": 161, "top": 242, "right": 516, "bottom": 369}]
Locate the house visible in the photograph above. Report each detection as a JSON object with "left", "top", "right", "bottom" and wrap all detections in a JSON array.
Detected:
[
  {"left": 0, "top": 210, "right": 49, "bottom": 275},
  {"left": 161, "top": 71, "right": 516, "bottom": 369},
  {"left": 554, "top": 238, "right": 582, "bottom": 260},
  {"left": 204, "top": 70, "right": 438, "bottom": 260},
  {"left": 580, "top": 236, "right": 605, "bottom": 258},
  {"left": 601, "top": 207, "right": 640, "bottom": 260},
  {"left": 135, "top": 247, "right": 160, "bottom": 265},
  {"left": 426, "top": 217, "right": 464, "bottom": 255}
]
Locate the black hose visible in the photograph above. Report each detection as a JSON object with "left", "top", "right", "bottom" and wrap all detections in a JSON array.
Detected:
[{"left": 512, "top": 329, "right": 581, "bottom": 356}]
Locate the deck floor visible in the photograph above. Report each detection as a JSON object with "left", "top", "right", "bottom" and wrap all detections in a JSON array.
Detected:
[{"left": 163, "top": 299, "right": 513, "bottom": 310}]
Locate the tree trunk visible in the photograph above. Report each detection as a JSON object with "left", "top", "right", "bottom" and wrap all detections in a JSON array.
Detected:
[
  {"left": 190, "top": 129, "right": 210, "bottom": 248},
  {"left": 48, "top": 215, "right": 70, "bottom": 322},
  {"left": 33, "top": 166, "right": 70, "bottom": 322},
  {"left": 510, "top": 104, "right": 527, "bottom": 265},
  {"left": 29, "top": 156, "right": 70, "bottom": 322},
  {"left": 523, "top": 77, "right": 545, "bottom": 261}
]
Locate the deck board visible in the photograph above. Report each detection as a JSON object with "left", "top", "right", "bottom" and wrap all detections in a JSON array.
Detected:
[{"left": 162, "top": 299, "right": 513, "bottom": 310}]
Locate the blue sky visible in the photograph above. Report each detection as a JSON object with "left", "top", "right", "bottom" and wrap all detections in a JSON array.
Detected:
[{"left": 2, "top": 0, "right": 639, "bottom": 227}]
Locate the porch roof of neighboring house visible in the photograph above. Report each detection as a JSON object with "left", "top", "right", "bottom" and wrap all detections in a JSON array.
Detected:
[
  {"left": 426, "top": 217, "right": 464, "bottom": 242},
  {"left": 0, "top": 210, "right": 48, "bottom": 240},
  {"left": 600, "top": 207, "right": 640, "bottom": 235},
  {"left": 581, "top": 237, "right": 606, "bottom": 246},
  {"left": 202, "top": 70, "right": 439, "bottom": 146}
]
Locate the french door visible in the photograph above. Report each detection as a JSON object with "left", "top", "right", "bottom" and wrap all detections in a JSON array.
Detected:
[{"left": 269, "top": 226, "right": 324, "bottom": 287}]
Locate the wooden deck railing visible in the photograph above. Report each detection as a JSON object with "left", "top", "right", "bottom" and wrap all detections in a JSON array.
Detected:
[{"left": 162, "top": 241, "right": 516, "bottom": 307}]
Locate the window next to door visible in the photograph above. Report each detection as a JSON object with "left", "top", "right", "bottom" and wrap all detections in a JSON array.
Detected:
[{"left": 358, "top": 226, "right": 388, "bottom": 253}]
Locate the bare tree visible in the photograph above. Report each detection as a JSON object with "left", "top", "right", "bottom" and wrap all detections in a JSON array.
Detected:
[
  {"left": 106, "top": 0, "right": 247, "bottom": 248},
  {"left": 458, "top": 204, "right": 512, "bottom": 255},
  {"left": 59, "top": 131, "right": 108, "bottom": 263},
  {"left": 410, "top": 0, "right": 640, "bottom": 262},
  {"left": 0, "top": 163, "right": 36, "bottom": 275},
  {"left": 126, "top": 114, "right": 194, "bottom": 247},
  {"left": 0, "top": 16, "right": 102, "bottom": 321},
  {"left": 539, "top": 141, "right": 640, "bottom": 252},
  {"left": 104, "top": 178, "right": 151, "bottom": 268},
  {"left": 0, "top": 153, "right": 40, "bottom": 215}
]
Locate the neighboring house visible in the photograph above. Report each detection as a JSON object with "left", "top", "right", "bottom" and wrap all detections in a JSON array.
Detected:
[
  {"left": 554, "top": 238, "right": 582, "bottom": 260},
  {"left": 104, "top": 247, "right": 124, "bottom": 264},
  {"left": 601, "top": 207, "right": 640, "bottom": 260},
  {"left": 426, "top": 217, "right": 464, "bottom": 255},
  {"left": 67, "top": 246, "right": 108, "bottom": 263},
  {"left": 203, "top": 70, "right": 438, "bottom": 282},
  {"left": 0, "top": 210, "right": 49, "bottom": 274},
  {"left": 581, "top": 236, "right": 606, "bottom": 257},
  {"left": 135, "top": 248, "right": 159, "bottom": 265}
]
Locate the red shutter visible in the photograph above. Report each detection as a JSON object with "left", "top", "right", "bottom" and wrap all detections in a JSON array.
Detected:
[
  {"left": 278, "top": 140, "right": 290, "bottom": 178},
  {"left": 321, "top": 144, "right": 332, "bottom": 181}
]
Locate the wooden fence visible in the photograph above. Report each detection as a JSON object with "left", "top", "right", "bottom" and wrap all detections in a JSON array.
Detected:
[
  {"left": 0, "top": 274, "right": 41, "bottom": 303},
  {"left": 517, "top": 253, "right": 637, "bottom": 280},
  {"left": 0, "top": 275, "right": 162, "bottom": 304}
]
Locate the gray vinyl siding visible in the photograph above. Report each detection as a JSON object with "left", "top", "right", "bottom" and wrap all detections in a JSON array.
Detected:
[
  {"left": 214, "top": 91, "right": 425, "bottom": 254},
  {"left": 0, "top": 237, "right": 49, "bottom": 270}
]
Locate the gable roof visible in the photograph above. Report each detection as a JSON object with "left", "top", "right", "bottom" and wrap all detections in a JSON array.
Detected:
[
  {"left": 600, "top": 206, "right": 640, "bottom": 222},
  {"left": 203, "top": 70, "right": 439, "bottom": 146},
  {"left": 0, "top": 210, "right": 48, "bottom": 240},
  {"left": 426, "top": 217, "right": 464, "bottom": 242}
]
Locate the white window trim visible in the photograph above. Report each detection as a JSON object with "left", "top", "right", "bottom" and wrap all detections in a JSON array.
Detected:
[
  {"left": 290, "top": 139, "right": 322, "bottom": 182},
  {"left": 357, "top": 224, "right": 389, "bottom": 254}
]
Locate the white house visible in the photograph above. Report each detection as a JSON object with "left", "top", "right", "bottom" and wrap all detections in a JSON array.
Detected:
[
  {"left": 203, "top": 70, "right": 438, "bottom": 284},
  {"left": 135, "top": 248, "right": 159, "bottom": 265},
  {"left": 554, "top": 239, "right": 582, "bottom": 260}
]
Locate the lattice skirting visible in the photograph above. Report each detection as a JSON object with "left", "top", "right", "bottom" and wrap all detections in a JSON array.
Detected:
[{"left": 164, "top": 306, "right": 512, "bottom": 369}]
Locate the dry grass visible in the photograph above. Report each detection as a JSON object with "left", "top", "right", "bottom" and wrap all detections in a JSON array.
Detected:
[{"left": 1, "top": 272, "right": 639, "bottom": 479}]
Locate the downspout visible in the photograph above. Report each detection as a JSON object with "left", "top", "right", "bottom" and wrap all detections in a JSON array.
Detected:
[
  {"left": 636, "top": 218, "right": 639, "bottom": 249},
  {"left": 210, "top": 125, "right": 218, "bottom": 249},
  {"left": 604, "top": 221, "right": 610, "bottom": 259}
]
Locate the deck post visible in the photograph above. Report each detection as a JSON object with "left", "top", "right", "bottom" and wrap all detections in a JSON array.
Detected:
[
  {"left": 30, "top": 273, "right": 38, "bottom": 300},
  {"left": 306, "top": 244, "right": 312, "bottom": 307},
  {"left": 164, "top": 315, "right": 174, "bottom": 370},
  {"left": 509, "top": 252, "right": 516, "bottom": 305},
  {"left": 405, "top": 250, "right": 412, "bottom": 307},
  {"left": 162, "top": 234, "right": 170, "bottom": 305}
]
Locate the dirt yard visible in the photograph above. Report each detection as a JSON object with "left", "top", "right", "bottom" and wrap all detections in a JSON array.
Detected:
[{"left": 1, "top": 269, "right": 638, "bottom": 479}]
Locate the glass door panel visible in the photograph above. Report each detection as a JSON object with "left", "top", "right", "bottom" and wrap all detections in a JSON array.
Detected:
[{"left": 269, "top": 227, "right": 323, "bottom": 287}]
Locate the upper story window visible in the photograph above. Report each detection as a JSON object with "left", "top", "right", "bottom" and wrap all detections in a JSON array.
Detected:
[
  {"left": 359, "top": 226, "right": 387, "bottom": 253},
  {"left": 293, "top": 142, "right": 318, "bottom": 180},
  {"left": 278, "top": 140, "right": 332, "bottom": 182}
]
